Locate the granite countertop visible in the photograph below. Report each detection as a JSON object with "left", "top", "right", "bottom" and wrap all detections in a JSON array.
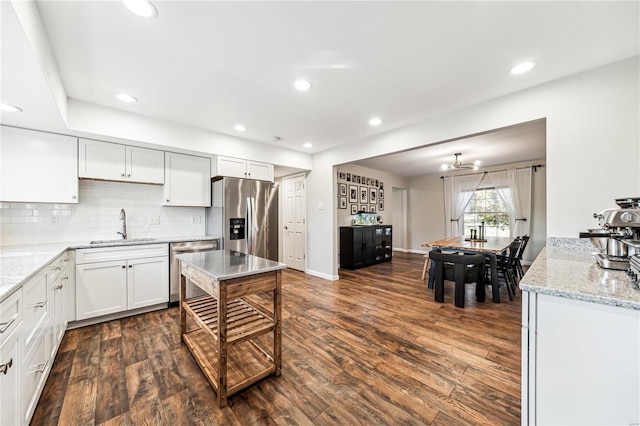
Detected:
[
  {"left": 520, "top": 247, "right": 640, "bottom": 310},
  {"left": 0, "top": 235, "right": 221, "bottom": 303},
  {"left": 177, "top": 250, "right": 286, "bottom": 282}
]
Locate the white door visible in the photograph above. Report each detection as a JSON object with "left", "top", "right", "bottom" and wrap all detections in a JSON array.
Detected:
[
  {"left": 164, "top": 152, "right": 211, "bottom": 206},
  {"left": 283, "top": 173, "right": 306, "bottom": 271},
  {"left": 76, "top": 261, "right": 128, "bottom": 320},
  {"left": 126, "top": 146, "right": 165, "bottom": 184},
  {"left": 127, "top": 256, "right": 169, "bottom": 309}
]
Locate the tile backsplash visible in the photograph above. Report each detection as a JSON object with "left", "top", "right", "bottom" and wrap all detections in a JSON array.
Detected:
[{"left": 0, "top": 180, "right": 206, "bottom": 245}]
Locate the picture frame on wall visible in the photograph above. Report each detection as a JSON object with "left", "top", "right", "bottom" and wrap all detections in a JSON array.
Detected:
[
  {"left": 339, "top": 172, "right": 346, "bottom": 180},
  {"left": 379, "top": 188, "right": 384, "bottom": 200},
  {"left": 360, "top": 205, "right": 367, "bottom": 212},
  {"left": 366, "top": 177, "right": 370, "bottom": 186},
  {"left": 379, "top": 200, "right": 384, "bottom": 211},
  {"left": 379, "top": 182, "right": 384, "bottom": 190},
  {"left": 369, "top": 187, "right": 377, "bottom": 204},
  {"left": 370, "top": 205, "right": 376, "bottom": 214},
  {"left": 339, "top": 183, "right": 347, "bottom": 196},
  {"left": 339, "top": 197, "right": 347, "bottom": 209},
  {"left": 346, "top": 173, "right": 351, "bottom": 182},
  {"left": 349, "top": 185, "right": 358, "bottom": 203},
  {"left": 351, "top": 204, "right": 358, "bottom": 214},
  {"left": 356, "top": 175, "right": 361, "bottom": 184},
  {"left": 375, "top": 179, "right": 379, "bottom": 187},
  {"left": 359, "top": 186, "right": 368, "bottom": 204}
]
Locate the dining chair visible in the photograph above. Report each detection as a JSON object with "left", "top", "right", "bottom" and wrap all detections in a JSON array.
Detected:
[
  {"left": 428, "top": 251, "right": 485, "bottom": 308},
  {"left": 421, "top": 254, "right": 430, "bottom": 280},
  {"left": 495, "top": 239, "right": 522, "bottom": 301},
  {"left": 515, "top": 234, "right": 530, "bottom": 278}
]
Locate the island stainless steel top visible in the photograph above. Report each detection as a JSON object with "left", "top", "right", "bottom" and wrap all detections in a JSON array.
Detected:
[
  {"left": 176, "top": 250, "right": 286, "bottom": 282},
  {"left": 520, "top": 247, "right": 640, "bottom": 310}
]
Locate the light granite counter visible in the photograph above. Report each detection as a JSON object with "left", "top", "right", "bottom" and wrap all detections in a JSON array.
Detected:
[
  {"left": 0, "top": 235, "right": 220, "bottom": 303},
  {"left": 520, "top": 247, "right": 640, "bottom": 310},
  {"left": 177, "top": 250, "right": 286, "bottom": 282}
]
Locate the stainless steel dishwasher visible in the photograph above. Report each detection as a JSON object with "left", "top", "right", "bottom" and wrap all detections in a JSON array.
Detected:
[{"left": 169, "top": 239, "right": 220, "bottom": 304}]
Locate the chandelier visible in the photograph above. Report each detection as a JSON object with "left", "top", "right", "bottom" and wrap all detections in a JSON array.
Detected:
[{"left": 441, "top": 153, "right": 480, "bottom": 171}]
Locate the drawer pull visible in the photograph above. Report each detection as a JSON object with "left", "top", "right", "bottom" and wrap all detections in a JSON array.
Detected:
[
  {"left": 31, "top": 361, "right": 48, "bottom": 374},
  {"left": 54, "top": 284, "right": 64, "bottom": 290},
  {"left": 62, "top": 258, "right": 69, "bottom": 263},
  {"left": 31, "top": 300, "right": 48, "bottom": 309},
  {"left": 52, "top": 266, "right": 62, "bottom": 271},
  {"left": 0, "top": 358, "right": 13, "bottom": 374},
  {"left": 0, "top": 315, "right": 17, "bottom": 333}
]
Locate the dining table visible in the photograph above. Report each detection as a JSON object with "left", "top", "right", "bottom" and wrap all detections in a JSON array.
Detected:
[{"left": 422, "top": 236, "right": 515, "bottom": 303}]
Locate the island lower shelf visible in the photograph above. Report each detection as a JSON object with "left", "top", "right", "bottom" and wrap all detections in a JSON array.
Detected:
[{"left": 182, "top": 327, "right": 276, "bottom": 396}]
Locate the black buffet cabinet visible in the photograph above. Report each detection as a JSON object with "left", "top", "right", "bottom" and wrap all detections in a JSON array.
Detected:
[{"left": 340, "top": 226, "right": 392, "bottom": 270}]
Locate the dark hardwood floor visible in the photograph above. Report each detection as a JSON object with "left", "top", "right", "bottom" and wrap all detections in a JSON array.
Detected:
[{"left": 31, "top": 252, "right": 521, "bottom": 425}]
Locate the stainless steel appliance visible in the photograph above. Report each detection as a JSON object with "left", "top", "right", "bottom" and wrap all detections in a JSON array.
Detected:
[
  {"left": 580, "top": 197, "right": 640, "bottom": 270},
  {"left": 169, "top": 239, "right": 219, "bottom": 304},
  {"left": 205, "top": 177, "right": 279, "bottom": 261}
]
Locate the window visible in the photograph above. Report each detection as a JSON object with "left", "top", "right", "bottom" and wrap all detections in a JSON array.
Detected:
[{"left": 464, "top": 187, "right": 510, "bottom": 237}]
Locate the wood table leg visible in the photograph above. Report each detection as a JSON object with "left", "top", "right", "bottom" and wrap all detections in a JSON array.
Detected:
[
  {"left": 217, "top": 284, "right": 228, "bottom": 407},
  {"left": 180, "top": 271, "right": 186, "bottom": 342},
  {"left": 274, "top": 269, "right": 282, "bottom": 376}
]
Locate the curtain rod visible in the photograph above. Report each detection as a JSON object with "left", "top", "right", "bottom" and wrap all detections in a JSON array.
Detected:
[{"left": 440, "top": 164, "right": 544, "bottom": 179}]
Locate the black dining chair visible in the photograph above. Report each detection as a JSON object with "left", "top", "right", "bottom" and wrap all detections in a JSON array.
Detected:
[
  {"left": 428, "top": 251, "right": 485, "bottom": 308},
  {"left": 514, "top": 234, "right": 530, "bottom": 278},
  {"left": 495, "top": 239, "right": 522, "bottom": 301}
]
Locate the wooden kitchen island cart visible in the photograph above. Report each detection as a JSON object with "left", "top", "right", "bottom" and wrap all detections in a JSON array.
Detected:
[{"left": 177, "top": 250, "right": 286, "bottom": 407}]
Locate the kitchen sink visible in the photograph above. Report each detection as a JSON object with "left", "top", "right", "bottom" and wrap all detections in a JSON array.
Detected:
[{"left": 89, "top": 238, "right": 158, "bottom": 245}]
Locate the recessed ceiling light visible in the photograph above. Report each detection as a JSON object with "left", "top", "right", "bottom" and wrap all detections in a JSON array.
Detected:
[
  {"left": 303, "top": 142, "right": 313, "bottom": 149},
  {"left": 510, "top": 61, "right": 536, "bottom": 75},
  {"left": 369, "top": 117, "right": 382, "bottom": 126},
  {"left": 294, "top": 80, "right": 313, "bottom": 91},
  {"left": 115, "top": 93, "right": 138, "bottom": 103},
  {"left": 122, "top": 0, "right": 157, "bottom": 18},
  {"left": 234, "top": 124, "right": 247, "bottom": 132},
  {"left": 0, "top": 103, "right": 23, "bottom": 112}
]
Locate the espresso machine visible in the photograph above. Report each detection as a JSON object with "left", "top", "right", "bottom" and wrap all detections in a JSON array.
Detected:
[{"left": 579, "top": 197, "right": 640, "bottom": 270}]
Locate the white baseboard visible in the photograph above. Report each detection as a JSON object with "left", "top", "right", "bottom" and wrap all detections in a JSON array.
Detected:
[
  {"left": 406, "top": 248, "right": 429, "bottom": 255},
  {"left": 68, "top": 303, "right": 167, "bottom": 329},
  {"left": 305, "top": 269, "right": 339, "bottom": 281}
]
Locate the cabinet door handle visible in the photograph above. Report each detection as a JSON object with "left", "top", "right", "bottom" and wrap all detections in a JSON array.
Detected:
[
  {"left": 166, "top": 199, "right": 170, "bottom": 202},
  {"left": 54, "top": 284, "right": 63, "bottom": 290},
  {"left": 31, "top": 300, "right": 47, "bottom": 309},
  {"left": 121, "top": 173, "right": 125, "bottom": 177},
  {"left": 128, "top": 264, "right": 133, "bottom": 268},
  {"left": 62, "top": 258, "right": 69, "bottom": 263},
  {"left": 0, "top": 315, "right": 17, "bottom": 333},
  {"left": 30, "top": 361, "right": 48, "bottom": 374},
  {"left": 127, "top": 174, "right": 131, "bottom": 177},
  {"left": 0, "top": 358, "right": 12, "bottom": 374},
  {"left": 52, "top": 266, "right": 62, "bottom": 271},
  {"left": 71, "top": 195, "right": 77, "bottom": 200},
  {"left": 122, "top": 265, "right": 126, "bottom": 269}
]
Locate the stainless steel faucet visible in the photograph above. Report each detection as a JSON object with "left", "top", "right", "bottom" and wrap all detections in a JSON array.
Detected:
[{"left": 117, "top": 208, "right": 127, "bottom": 240}]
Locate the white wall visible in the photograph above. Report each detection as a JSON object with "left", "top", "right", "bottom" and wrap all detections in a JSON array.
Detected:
[
  {"left": 306, "top": 57, "right": 639, "bottom": 278},
  {"left": 0, "top": 180, "right": 205, "bottom": 245},
  {"left": 335, "top": 164, "right": 407, "bottom": 227}
]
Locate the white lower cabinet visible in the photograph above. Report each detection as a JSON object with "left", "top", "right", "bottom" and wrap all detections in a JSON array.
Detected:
[
  {"left": 76, "top": 244, "right": 168, "bottom": 321},
  {"left": 0, "top": 251, "right": 71, "bottom": 425},
  {"left": 0, "top": 289, "right": 22, "bottom": 426},
  {"left": 21, "top": 325, "right": 49, "bottom": 425}
]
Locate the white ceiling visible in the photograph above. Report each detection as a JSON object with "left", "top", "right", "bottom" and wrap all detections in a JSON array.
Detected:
[
  {"left": 353, "top": 118, "right": 546, "bottom": 177},
  {"left": 1, "top": 1, "right": 638, "bottom": 173}
]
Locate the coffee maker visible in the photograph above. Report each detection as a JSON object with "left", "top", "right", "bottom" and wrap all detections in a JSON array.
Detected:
[{"left": 579, "top": 197, "right": 640, "bottom": 270}]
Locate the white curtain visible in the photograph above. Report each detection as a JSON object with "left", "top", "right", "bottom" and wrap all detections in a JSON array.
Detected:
[
  {"left": 486, "top": 168, "right": 532, "bottom": 237},
  {"left": 443, "top": 173, "right": 485, "bottom": 237}
]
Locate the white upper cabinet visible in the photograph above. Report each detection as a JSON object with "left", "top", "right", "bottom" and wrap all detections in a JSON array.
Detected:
[
  {"left": 164, "top": 152, "right": 211, "bottom": 206},
  {"left": 78, "top": 139, "right": 164, "bottom": 184},
  {"left": 212, "top": 155, "right": 274, "bottom": 182},
  {"left": 0, "top": 126, "right": 79, "bottom": 203}
]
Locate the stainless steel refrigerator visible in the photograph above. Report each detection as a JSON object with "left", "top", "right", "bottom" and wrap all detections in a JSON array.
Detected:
[{"left": 205, "top": 177, "right": 279, "bottom": 261}]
